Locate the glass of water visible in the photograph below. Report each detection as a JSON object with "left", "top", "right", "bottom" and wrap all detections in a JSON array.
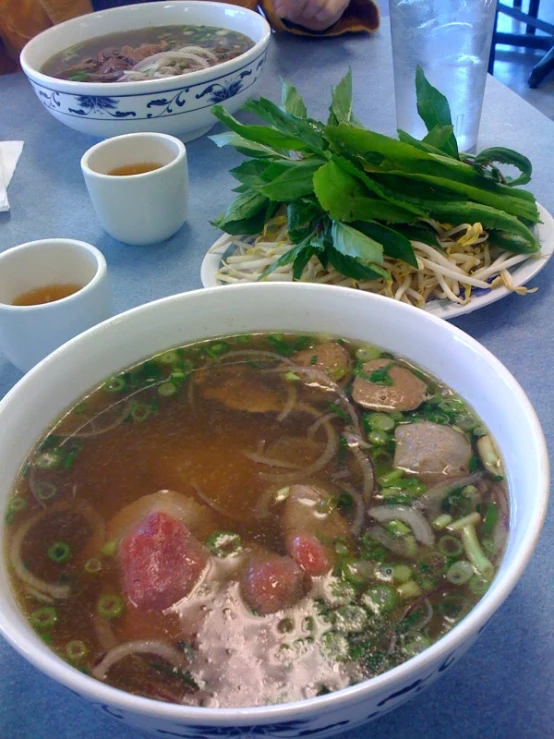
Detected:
[{"left": 389, "top": 0, "right": 497, "bottom": 153}]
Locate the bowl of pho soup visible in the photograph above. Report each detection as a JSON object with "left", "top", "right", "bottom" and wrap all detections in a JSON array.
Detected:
[
  {"left": 0, "top": 283, "right": 548, "bottom": 737},
  {"left": 19, "top": 1, "right": 271, "bottom": 141}
]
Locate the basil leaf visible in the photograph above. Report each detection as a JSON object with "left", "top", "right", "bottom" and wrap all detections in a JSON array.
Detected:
[
  {"left": 327, "top": 247, "right": 390, "bottom": 281},
  {"left": 415, "top": 65, "right": 459, "bottom": 159},
  {"left": 211, "top": 190, "right": 270, "bottom": 234},
  {"left": 472, "top": 147, "right": 532, "bottom": 187},
  {"left": 328, "top": 67, "right": 354, "bottom": 125},
  {"left": 260, "top": 235, "right": 313, "bottom": 279},
  {"left": 242, "top": 98, "right": 326, "bottom": 154},
  {"left": 209, "top": 131, "right": 288, "bottom": 160},
  {"left": 394, "top": 223, "right": 444, "bottom": 251},
  {"left": 287, "top": 198, "right": 323, "bottom": 243},
  {"left": 280, "top": 78, "right": 308, "bottom": 119},
  {"left": 313, "top": 158, "right": 418, "bottom": 223},
  {"left": 331, "top": 221, "right": 384, "bottom": 265},
  {"left": 423, "top": 125, "right": 456, "bottom": 152},
  {"left": 351, "top": 220, "right": 418, "bottom": 268},
  {"left": 230, "top": 160, "right": 270, "bottom": 188},
  {"left": 293, "top": 245, "right": 321, "bottom": 280},
  {"left": 259, "top": 159, "right": 322, "bottom": 202},
  {"left": 212, "top": 105, "right": 309, "bottom": 152}
]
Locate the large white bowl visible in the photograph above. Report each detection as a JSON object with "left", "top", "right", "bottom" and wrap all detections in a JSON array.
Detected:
[
  {"left": 0, "top": 283, "right": 548, "bottom": 738},
  {"left": 20, "top": 1, "right": 271, "bottom": 141}
]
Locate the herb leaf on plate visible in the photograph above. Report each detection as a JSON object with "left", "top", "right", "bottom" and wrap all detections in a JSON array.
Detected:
[{"left": 209, "top": 67, "right": 542, "bottom": 294}]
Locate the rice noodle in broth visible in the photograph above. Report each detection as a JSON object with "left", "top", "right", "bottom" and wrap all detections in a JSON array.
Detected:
[
  {"left": 41, "top": 25, "right": 255, "bottom": 83},
  {"left": 4, "top": 332, "right": 508, "bottom": 708}
]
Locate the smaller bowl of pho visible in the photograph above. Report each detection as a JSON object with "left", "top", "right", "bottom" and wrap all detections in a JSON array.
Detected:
[
  {"left": 19, "top": 1, "right": 271, "bottom": 141},
  {"left": 0, "top": 283, "right": 548, "bottom": 738}
]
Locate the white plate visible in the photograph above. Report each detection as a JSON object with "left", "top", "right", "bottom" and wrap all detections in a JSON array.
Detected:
[{"left": 200, "top": 203, "right": 554, "bottom": 320}]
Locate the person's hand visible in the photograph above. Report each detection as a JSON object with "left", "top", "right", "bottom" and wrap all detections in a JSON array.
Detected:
[{"left": 271, "top": 0, "right": 350, "bottom": 31}]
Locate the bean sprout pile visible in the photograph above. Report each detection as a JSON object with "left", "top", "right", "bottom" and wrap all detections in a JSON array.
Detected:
[{"left": 210, "top": 215, "right": 540, "bottom": 307}]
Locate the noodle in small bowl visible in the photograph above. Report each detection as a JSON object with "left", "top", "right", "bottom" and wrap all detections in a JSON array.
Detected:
[
  {"left": 20, "top": 1, "right": 271, "bottom": 141},
  {"left": 201, "top": 203, "right": 554, "bottom": 320}
]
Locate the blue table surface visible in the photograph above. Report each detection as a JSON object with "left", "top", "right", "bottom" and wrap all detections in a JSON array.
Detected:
[{"left": 1, "top": 17, "right": 553, "bottom": 739}]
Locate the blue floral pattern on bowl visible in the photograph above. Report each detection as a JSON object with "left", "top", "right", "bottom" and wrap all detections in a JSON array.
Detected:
[
  {"left": 30, "top": 51, "right": 267, "bottom": 124},
  {"left": 59, "top": 637, "right": 479, "bottom": 739}
]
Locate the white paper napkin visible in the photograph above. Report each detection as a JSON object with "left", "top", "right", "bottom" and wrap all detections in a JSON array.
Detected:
[{"left": 0, "top": 141, "right": 24, "bottom": 213}]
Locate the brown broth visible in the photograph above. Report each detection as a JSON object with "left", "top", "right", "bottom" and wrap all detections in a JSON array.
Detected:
[
  {"left": 11, "top": 283, "right": 83, "bottom": 306},
  {"left": 108, "top": 162, "right": 164, "bottom": 176},
  {"left": 4, "top": 333, "right": 507, "bottom": 708},
  {"left": 41, "top": 25, "right": 255, "bottom": 83}
]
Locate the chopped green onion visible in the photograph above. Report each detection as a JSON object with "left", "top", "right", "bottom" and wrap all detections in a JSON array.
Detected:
[
  {"left": 84, "top": 557, "right": 102, "bottom": 574},
  {"left": 321, "top": 631, "right": 350, "bottom": 661},
  {"left": 392, "top": 564, "right": 413, "bottom": 583},
  {"left": 207, "top": 531, "right": 242, "bottom": 558},
  {"left": 368, "top": 430, "right": 389, "bottom": 446},
  {"left": 278, "top": 617, "right": 294, "bottom": 633},
  {"left": 481, "top": 502, "right": 500, "bottom": 537},
  {"left": 158, "top": 382, "right": 177, "bottom": 397},
  {"left": 65, "top": 640, "right": 88, "bottom": 662},
  {"left": 438, "top": 534, "right": 463, "bottom": 557},
  {"left": 362, "top": 584, "right": 398, "bottom": 615},
  {"left": 34, "top": 450, "right": 63, "bottom": 469},
  {"left": 48, "top": 541, "right": 71, "bottom": 563},
  {"left": 30, "top": 606, "right": 58, "bottom": 630},
  {"left": 461, "top": 524, "right": 494, "bottom": 581},
  {"left": 302, "top": 616, "right": 315, "bottom": 632},
  {"left": 104, "top": 376, "right": 126, "bottom": 392},
  {"left": 283, "top": 371, "right": 300, "bottom": 382},
  {"left": 4, "top": 510, "right": 15, "bottom": 524},
  {"left": 448, "top": 511, "right": 482, "bottom": 531},
  {"left": 157, "top": 350, "right": 180, "bottom": 364},
  {"left": 96, "top": 594, "right": 125, "bottom": 620},
  {"left": 403, "top": 634, "right": 433, "bottom": 658},
  {"left": 366, "top": 412, "right": 396, "bottom": 433},
  {"left": 130, "top": 402, "right": 154, "bottom": 422},
  {"left": 468, "top": 574, "right": 491, "bottom": 595},
  {"left": 397, "top": 581, "right": 422, "bottom": 599},
  {"left": 432, "top": 513, "right": 453, "bottom": 530},
  {"left": 377, "top": 469, "right": 404, "bottom": 486},
  {"left": 446, "top": 560, "right": 474, "bottom": 585},
  {"left": 384, "top": 520, "right": 411, "bottom": 538},
  {"left": 333, "top": 605, "right": 368, "bottom": 632},
  {"left": 101, "top": 540, "right": 117, "bottom": 558},
  {"left": 326, "top": 402, "right": 350, "bottom": 422},
  {"left": 34, "top": 482, "right": 58, "bottom": 501},
  {"left": 355, "top": 345, "right": 382, "bottom": 361}
]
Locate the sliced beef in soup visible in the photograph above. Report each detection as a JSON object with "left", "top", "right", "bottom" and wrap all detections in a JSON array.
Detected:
[
  {"left": 240, "top": 553, "right": 307, "bottom": 615},
  {"left": 394, "top": 421, "right": 472, "bottom": 483},
  {"left": 119, "top": 511, "right": 208, "bottom": 610},
  {"left": 196, "top": 364, "right": 287, "bottom": 414},
  {"left": 293, "top": 341, "right": 352, "bottom": 383},
  {"left": 352, "top": 359, "right": 428, "bottom": 411},
  {"left": 282, "top": 484, "right": 352, "bottom": 576}
]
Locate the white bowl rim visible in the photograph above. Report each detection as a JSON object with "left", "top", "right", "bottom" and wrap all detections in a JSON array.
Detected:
[
  {"left": 0, "top": 282, "right": 549, "bottom": 724},
  {"left": 19, "top": 0, "right": 271, "bottom": 94}
]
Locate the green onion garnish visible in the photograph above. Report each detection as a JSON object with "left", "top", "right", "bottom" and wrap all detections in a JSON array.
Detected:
[
  {"left": 30, "top": 606, "right": 58, "bottom": 630},
  {"left": 96, "top": 594, "right": 125, "bottom": 620},
  {"left": 48, "top": 541, "right": 71, "bottom": 563}
]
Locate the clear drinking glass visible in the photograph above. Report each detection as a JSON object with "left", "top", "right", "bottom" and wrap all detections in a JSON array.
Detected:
[{"left": 389, "top": 0, "right": 497, "bottom": 152}]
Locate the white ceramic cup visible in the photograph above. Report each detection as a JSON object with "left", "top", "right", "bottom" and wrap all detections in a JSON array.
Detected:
[
  {"left": 0, "top": 239, "right": 112, "bottom": 373},
  {"left": 80, "top": 132, "right": 189, "bottom": 246}
]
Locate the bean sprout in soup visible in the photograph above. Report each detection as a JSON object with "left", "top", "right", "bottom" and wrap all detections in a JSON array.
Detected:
[
  {"left": 4, "top": 333, "right": 508, "bottom": 708},
  {"left": 41, "top": 25, "right": 256, "bottom": 83}
]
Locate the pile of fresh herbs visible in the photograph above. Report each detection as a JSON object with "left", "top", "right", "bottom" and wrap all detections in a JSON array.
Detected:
[{"left": 209, "top": 67, "right": 540, "bottom": 283}]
